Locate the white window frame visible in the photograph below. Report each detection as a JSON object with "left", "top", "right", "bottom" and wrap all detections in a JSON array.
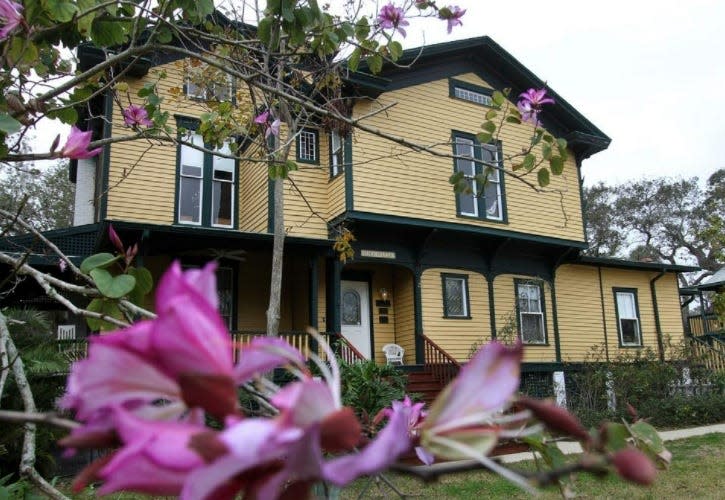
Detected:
[
  {"left": 330, "top": 130, "right": 343, "bottom": 177},
  {"left": 454, "top": 136, "right": 478, "bottom": 217},
  {"left": 516, "top": 281, "right": 547, "bottom": 345},
  {"left": 211, "top": 141, "right": 235, "bottom": 229},
  {"left": 481, "top": 143, "right": 503, "bottom": 221},
  {"left": 615, "top": 290, "right": 642, "bottom": 347},
  {"left": 453, "top": 86, "right": 493, "bottom": 106},
  {"left": 178, "top": 132, "right": 205, "bottom": 225},
  {"left": 297, "top": 129, "right": 318, "bottom": 164}
]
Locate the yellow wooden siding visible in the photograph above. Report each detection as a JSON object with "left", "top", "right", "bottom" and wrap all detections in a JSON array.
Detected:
[
  {"left": 655, "top": 273, "right": 686, "bottom": 353},
  {"left": 493, "top": 274, "right": 556, "bottom": 362},
  {"left": 600, "top": 268, "right": 660, "bottom": 357},
  {"left": 555, "top": 264, "right": 607, "bottom": 361},
  {"left": 238, "top": 143, "right": 269, "bottom": 233},
  {"left": 420, "top": 268, "right": 490, "bottom": 362},
  {"left": 351, "top": 72, "right": 584, "bottom": 242},
  {"left": 393, "top": 268, "right": 416, "bottom": 365},
  {"left": 106, "top": 60, "right": 268, "bottom": 232},
  {"left": 284, "top": 164, "right": 330, "bottom": 238}
]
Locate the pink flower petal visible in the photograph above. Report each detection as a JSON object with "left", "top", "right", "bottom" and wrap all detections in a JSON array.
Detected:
[{"left": 234, "top": 336, "right": 307, "bottom": 384}]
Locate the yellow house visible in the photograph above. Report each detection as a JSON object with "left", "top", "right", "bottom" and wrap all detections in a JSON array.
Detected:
[{"left": 28, "top": 37, "right": 699, "bottom": 390}]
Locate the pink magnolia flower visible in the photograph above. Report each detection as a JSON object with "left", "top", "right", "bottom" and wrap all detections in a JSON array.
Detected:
[
  {"left": 417, "top": 341, "right": 536, "bottom": 492},
  {"left": 254, "top": 109, "right": 281, "bottom": 138},
  {"left": 0, "top": 0, "right": 23, "bottom": 40},
  {"left": 377, "top": 3, "right": 409, "bottom": 37},
  {"left": 122, "top": 104, "right": 153, "bottom": 127},
  {"left": 60, "top": 126, "right": 102, "bottom": 159},
  {"left": 517, "top": 88, "right": 555, "bottom": 124},
  {"left": 438, "top": 5, "right": 466, "bottom": 34},
  {"left": 60, "top": 261, "right": 236, "bottom": 447}
]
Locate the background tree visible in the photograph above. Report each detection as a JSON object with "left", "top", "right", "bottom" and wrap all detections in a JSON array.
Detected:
[
  {"left": 0, "top": 161, "right": 74, "bottom": 232},
  {"left": 583, "top": 172, "right": 724, "bottom": 285}
]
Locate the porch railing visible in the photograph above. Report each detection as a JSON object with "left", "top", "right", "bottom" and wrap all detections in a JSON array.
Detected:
[
  {"left": 422, "top": 334, "right": 460, "bottom": 386},
  {"left": 229, "top": 330, "right": 365, "bottom": 364},
  {"left": 688, "top": 335, "right": 725, "bottom": 374},
  {"left": 687, "top": 313, "right": 723, "bottom": 335}
]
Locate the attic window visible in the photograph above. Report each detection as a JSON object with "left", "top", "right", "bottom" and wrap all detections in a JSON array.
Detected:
[{"left": 449, "top": 79, "right": 494, "bottom": 107}]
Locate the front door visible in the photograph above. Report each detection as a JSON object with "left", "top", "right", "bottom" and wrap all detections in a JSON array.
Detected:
[{"left": 340, "top": 280, "right": 371, "bottom": 359}]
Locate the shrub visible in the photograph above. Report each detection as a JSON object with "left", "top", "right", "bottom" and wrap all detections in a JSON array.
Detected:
[{"left": 339, "top": 360, "right": 408, "bottom": 423}]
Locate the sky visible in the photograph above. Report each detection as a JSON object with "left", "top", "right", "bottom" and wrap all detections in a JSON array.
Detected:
[{"left": 397, "top": 0, "right": 725, "bottom": 186}]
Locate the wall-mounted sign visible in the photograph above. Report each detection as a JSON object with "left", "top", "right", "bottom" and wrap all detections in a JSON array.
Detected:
[{"left": 360, "top": 249, "right": 396, "bottom": 260}]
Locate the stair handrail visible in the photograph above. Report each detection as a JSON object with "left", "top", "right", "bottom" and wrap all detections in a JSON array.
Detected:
[
  {"left": 422, "top": 334, "right": 461, "bottom": 386},
  {"left": 333, "top": 333, "right": 366, "bottom": 364},
  {"left": 688, "top": 335, "right": 725, "bottom": 374}
]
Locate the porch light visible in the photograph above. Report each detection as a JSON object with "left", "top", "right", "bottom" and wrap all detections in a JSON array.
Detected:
[{"left": 379, "top": 288, "right": 389, "bottom": 301}]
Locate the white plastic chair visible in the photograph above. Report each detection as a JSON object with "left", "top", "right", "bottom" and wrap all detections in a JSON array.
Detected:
[{"left": 382, "top": 344, "right": 404, "bottom": 365}]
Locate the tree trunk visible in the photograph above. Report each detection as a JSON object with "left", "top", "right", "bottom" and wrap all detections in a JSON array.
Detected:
[{"left": 266, "top": 177, "right": 285, "bottom": 336}]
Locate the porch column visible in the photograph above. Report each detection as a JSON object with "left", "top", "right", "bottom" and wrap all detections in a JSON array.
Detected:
[
  {"left": 553, "top": 371, "right": 567, "bottom": 408},
  {"left": 414, "top": 266, "right": 424, "bottom": 364},
  {"left": 326, "top": 257, "right": 341, "bottom": 334},
  {"left": 73, "top": 158, "right": 96, "bottom": 226},
  {"left": 308, "top": 256, "right": 319, "bottom": 354}
]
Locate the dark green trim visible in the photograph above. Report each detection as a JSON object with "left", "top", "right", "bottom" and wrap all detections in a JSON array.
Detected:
[
  {"left": 174, "top": 116, "right": 239, "bottom": 230},
  {"left": 309, "top": 256, "right": 319, "bottom": 329},
  {"left": 514, "top": 278, "right": 549, "bottom": 345},
  {"left": 327, "top": 258, "right": 342, "bottom": 334},
  {"left": 99, "top": 91, "right": 114, "bottom": 220},
  {"left": 295, "top": 128, "right": 320, "bottom": 165},
  {"left": 576, "top": 157, "right": 588, "bottom": 245},
  {"left": 343, "top": 134, "right": 353, "bottom": 210},
  {"left": 342, "top": 211, "right": 588, "bottom": 249},
  {"left": 597, "top": 266, "right": 610, "bottom": 362},
  {"left": 487, "top": 276, "right": 497, "bottom": 339},
  {"left": 521, "top": 362, "right": 565, "bottom": 373},
  {"left": 441, "top": 273, "right": 472, "bottom": 319},
  {"left": 612, "top": 287, "right": 643, "bottom": 348},
  {"left": 550, "top": 280, "right": 562, "bottom": 362},
  {"left": 448, "top": 78, "right": 494, "bottom": 107},
  {"left": 578, "top": 256, "right": 699, "bottom": 273},
  {"left": 451, "top": 130, "right": 507, "bottom": 224},
  {"left": 414, "top": 266, "right": 424, "bottom": 364},
  {"left": 650, "top": 272, "right": 666, "bottom": 361}
]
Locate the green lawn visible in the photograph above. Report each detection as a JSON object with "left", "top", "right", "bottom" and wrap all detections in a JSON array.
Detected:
[{"left": 341, "top": 433, "right": 725, "bottom": 499}]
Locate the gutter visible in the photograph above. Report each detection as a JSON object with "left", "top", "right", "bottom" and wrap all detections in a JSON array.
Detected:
[{"left": 650, "top": 271, "right": 666, "bottom": 362}]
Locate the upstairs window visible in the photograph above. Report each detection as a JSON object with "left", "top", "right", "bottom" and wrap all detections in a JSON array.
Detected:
[
  {"left": 442, "top": 273, "right": 470, "bottom": 319},
  {"left": 515, "top": 280, "right": 547, "bottom": 344},
  {"left": 330, "top": 130, "right": 344, "bottom": 177},
  {"left": 176, "top": 120, "right": 237, "bottom": 229},
  {"left": 614, "top": 289, "right": 642, "bottom": 347},
  {"left": 185, "top": 61, "right": 234, "bottom": 101},
  {"left": 296, "top": 129, "right": 319, "bottom": 164},
  {"left": 453, "top": 133, "right": 505, "bottom": 221},
  {"left": 449, "top": 79, "right": 494, "bottom": 107}
]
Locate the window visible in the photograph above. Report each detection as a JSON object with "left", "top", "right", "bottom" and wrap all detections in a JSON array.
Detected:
[
  {"left": 330, "top": 130, "right": 344, "bottom": 177},
  {"left": 177, "top": 121, "right": 237, "bottom": 228},
  {"left": 453, "top": 133, "right": 504, "bottom": 221},
  {"left": 449, "top": 79, "right": 494, "bottom": 107},
  {"left": 614, "top": 289, "right": 642, "bottom": 346},
  {"left": 442, "top": 274, "right": 470, "bottom": 318},
  {"left": 296, "top": 129, "right": 319, "bottom": 164},
  {"left": 515, "top": 280, "right": 547, "bottom": 344},
  {"left": 185, "top": 63, "right": 233, "bottom": 101}
]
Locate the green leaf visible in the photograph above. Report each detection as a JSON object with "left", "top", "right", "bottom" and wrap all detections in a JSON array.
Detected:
[
  {"left": 257, "top": 16, "right": 272, "bottom": 46},
  {"left": 485, "top": 109, "right": 497, "bottom": 120},
  {"left": 603, "top": 423, "right": 630, "bottom": 451},
  {"left": 550, "top": 156, "right": 564, "bottom": 175},
  {"left": 505, "top": 115, "right": 521, "bottom": 125},
  {"left": 80, "top": 252, "right": 119, "bottom": 274},
  {"left": 355, "top": 17, "right": 370, "bottom": 42},
  {"left": 91, "top": 16, "right": 127, "bottom": 46},
  {"left": 630, "top": 421, "right": 665, "bottom": 454},
  {"left": 280, "top": 0, "right": 295, "bottom": 21},
  {"left": 537, "top": 167, "right": 550, "bottom": 187},
  {"left": 155, "top": 25, "right": 173, "bottom": 43},
  {"left": 128, "top": 266, "right": 153, "bottom": 294},
  {"left": 7, "top": 37, "right": 38, "bottom": 66},
  {"left": 388, "top": 41, "right": 403, "bottom": 61},
  {"left": 522, "top": 153, "right": 535, "bottom": 171},
  {"left": 542, "top": 144, "right": 552, "bottom": 161},
  {"left": 491, "top": 90, "right": 505, "bottom": 107},
  {"left": 86, "top": 298, "right": 124, "bottom": 331},
  {"left": 45, "top": 106, "right": 78, "bottom": 125},
  {"left": 0, "top": 113, "right": 22, "bottom": 134},
  {"left": 348, "top": 48, "right": 361, "bottom": 72},
  {"left": 475, "top": 132, "right": 492, "bottom": 144},
  {"left": 481, "top": 121, "right": 496, "bottom": 133},
  {"left": 45, "top": 0, "right": 78, "bottom": 22},
  {"left": 91, "top": 268, "right": 136, "bottom": 299},
  {"left": 367, "top": 54, "right": 383, "bottom": 74},
  {"left": 543, "top": 133, "right": 554, "bottom": 144}
]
